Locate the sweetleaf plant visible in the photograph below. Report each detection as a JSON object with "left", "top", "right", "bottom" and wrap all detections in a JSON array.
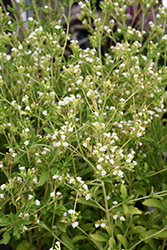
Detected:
[{"left": 0, "top": 0, "right": 167, "bottom": 250}]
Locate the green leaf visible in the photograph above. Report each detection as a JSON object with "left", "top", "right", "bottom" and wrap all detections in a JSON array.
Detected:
[
  {"left": 57, "top": 222, "right": 67, "bottom": 233},
  {"left": 121, "top": 184, "right": 127, "bottom": 200},
  {"left": 14, "top": 152, "right": 25, "bottom": 163},
  {"left": 61, "top": 233, "right": 74, "bottom": 249},
  {"left": 133, "top": 183, "right": 146, "bottom": 195},
  {"left": 39, "top": 169, "right": 49, "bottom": 186},
  {"left": 128, "top": 226, "right": 145, "bottom": 234},
  {"left": 43, "top": 128, "right": 53, "bottom": 134},
  {"left": 0, "top": 217, "right": 11, "bottom": 226},
  {"left": 128, "top": 206, "right": 142, "bottom": 214},
  {"left": 117, "top": 234, "right": 128, "bottom": 248},
  {"left": 143, "top": 199, "right": 166, "bottom": 211},
  {"left": 105, "top": 226, "right": 113, "bottom": 237},
  {"left": 90, "top": 234, "right": 107, "bottom": 242},
  {"left": 13, "top": 225, "right": 20, "bottom": 239},
  {"left": 72, "top": 235, "right": 87, "bottom": 243},
  {"left": 16, "top": 240, "right": 32, "bottom": 250},
  {"left": 0, "top": 231, "right": 10, "bottom": 245},
  {"left": 109, "top": 238, "right": 116, "bottom": 248},
  {"left": 77, "top": 198, "right": 99, "bottom": 208}
]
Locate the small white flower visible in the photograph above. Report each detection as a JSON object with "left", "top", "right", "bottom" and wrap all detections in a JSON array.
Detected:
[
  {"left": 56, "top": 191, "right": 61, "bottom": 196},
  {"left": 120, "top": 216, "right": 125, "bottom": 221},
  {"left": 24, "top": 140, "right": 29, "bottom": 146},
  {"left": 95, "top": 223, "right": 99, "bottom": 228},
  {"left": 72, "top": 221, "right": 79, "bottom": 228},
  {"left": 25, "top": 106, "right": 30, "bottom": 111},
  {"left": 63, "top": 212, "right": 67, "bottom": 216},
  {"left": 28, "top": 194, "right": 33, "bottom": 200},
  {"left": 53, "top": 141, "right": 61, "bottom": 147},
  {"left": 62, "top": 142, "right": 68, "bottom": 147},
  {"left": 53, "top": 175, "right": 59, "bottom": 179},
  {"left": 25, "top": 128, "right": 30, "bottom": 132},
  {"left": 101, "top": 223, "right": 106, "bottom": 228},
  {"left": 101, "top": 170, "right": 107, "bottom": 176},
  {"left": 50, "top": 192, "right": 55, "bottom": 197},
  {"left": 18, "top": 44, "right": 23, "bottom": 50},
  {"left": 68, "top": 209, "right": 75, "bottom": 214},
  {"left": 42, "top": 110, "right": 47, "bottom": 116},
  {"left": 113, "top": 201, "right": 118, "bottom": 205},
  {"left": 113, "top": 214, "right": 118, "bottom": 220},
  {"left": 0, "top": 162, "right": 3, "bottom": 168},
  {"left": 35, "top": 199, "right": 40, "bottom": 206},
  {"left": 0, "top": 194, "right": 4, "bottom": 199},
  {"left": 19, "top": 166, "right": 25, "bottom": 170},
  {"left": 55, "top": 25, "right": 61, "bottom": 29},
  {"left": 85, "top": 194, "right": 90, "bottom": 200}
]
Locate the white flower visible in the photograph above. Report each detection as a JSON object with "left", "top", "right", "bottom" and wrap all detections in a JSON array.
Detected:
[
  {"left": 53, "top": 141, "right": 61, "bottom": 147},
  {"left": 0, "top": 194, "right": 4, "bottom": 199},
  {"left": 33, "top": 177, "right": 38, "bottom": 184},
  {"left": 35, "top": 199, "right": 40, "bottom": 206},
  {"left": 85, "top": 194, "right": 90, "bottom": 200},
  {"left": 24, "top": 140, "right": 29, "bottom": 146},
  {"left": 113, "top": 201, "right": 118, "bottom": 205},
  {"left": 28, "top": 194, "right": 33, "bottom": 200},
  {"left": 23, "top": 226, "right": 28, "bottom": 230},
  {"left": 19, "top": 166, "right": 25, "bottom": 170},
  {"left": 18, "top": 44, "right": 23, "bottom": 50},
  {"left": 106, "top": 195, "right": 111, "bottom": 200},
  {"left": 53, "top": 175, "right": 59, "bottom": 179},
  {"left": 42, "top": 110, "right": 47, "bottom": 116},
  {"left": 101, "top": 170, "right": 107, "bottom": 176},
  {"left": 0, "top": 162, "right": 3, "bottom": 168},
  {"left": 120, "top": 216, "right": 125, "bottom": 221},
  {"left": 113, "top": 214, "right": 118, "bottom": 220},
  {"left": 62, "top": 142, "right": 68, "bottom": 147},
  {"left": 162, "top": 0, "right": 167, "bottom": 7},
  {"left": 72, "top": 221, "right": 79, "bottom": 228},
  {"left": 101, "top": 223, "right": 106, "bottom": 228},
  {"left": 82, "top": 184, "right": 88, "bottom": 190},
  {"left": 25, "top": 128, "right": 30, "bottom": 132},
  {"left": 50, "top": 192, "right": 55, "bottom": 197},
  {"left": 0, "top": 184, "right": 6, "bottom": 190},
  {"left": 56, "top": 192, "right": 61, "bottom": 196},
  {"left": 96, "top": 164, "right": 102, "bottom": 170},
  {"left": 25, "top": 106, "right": 30, "bottom": 111},
  {"left": 55, "top": 25, "right": 61, "bottom": 29},
  {"left": 95, "top": 223, "right": 99, "bottom": 228},
  {"left": 68, "top": 209, "right": 75, "bottom": 214},
  {"left": 63, "top": 212, "right": 67, "bottom": 216}
]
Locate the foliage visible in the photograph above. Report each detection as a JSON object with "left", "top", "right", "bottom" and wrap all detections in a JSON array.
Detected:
[{"left": 0, "top": 0, "right": 167, "bottom": 249}]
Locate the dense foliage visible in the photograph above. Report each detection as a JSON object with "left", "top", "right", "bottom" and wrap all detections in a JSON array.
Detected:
[{"left": 0, "top": 1, "right": 167, "bottom": 250}]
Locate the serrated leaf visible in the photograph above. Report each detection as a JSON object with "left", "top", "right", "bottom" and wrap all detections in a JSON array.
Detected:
[
  {"left": 128, "top": 206, "right": 142, "bottom": 214},
  {"left": 57, "top": 222, "right": 67, "bottom": 233},
  {"left": 61, "top": 233, "right": 74, "bottom": 249},
  {"left": 39, "top": 170, "right": 49, "bottom": 186},
  {"left": 117, "top": 234, "right": 128, "bottom": 248},
  {"left": 90, "top": 234, "right": 107, "bottom": 242},
  {"left": 0, "top": 231, "right": 10, "bottom": 245},
  {"left": 72, "top": 235, "right": 87, "bottom": 243},
  {"left": 143, "top": 199, "right": 166, "bottom": 211}
]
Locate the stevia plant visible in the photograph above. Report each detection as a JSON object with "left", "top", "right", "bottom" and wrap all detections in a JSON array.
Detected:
[{"left": 0, "top": 0, "right": 167, "bottom": 250}]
